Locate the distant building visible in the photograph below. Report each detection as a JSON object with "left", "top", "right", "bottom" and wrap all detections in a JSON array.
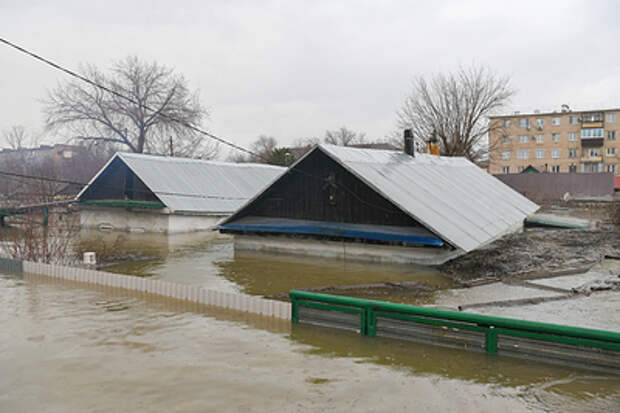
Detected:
[
  {"left": 76, "top": 152, "right": 285, "bottom": 233},
  {"left": 219, "top": 144, "right": 537, "bottom": 265},
  {"left": 0, "top": 143, "right": 86, "bottom": 165},
  {"left": 0, "top": 144, "right": 93, "bottom": 200},
  {"left": 489, "top": 108, "right": 620, "bottom": 176}
]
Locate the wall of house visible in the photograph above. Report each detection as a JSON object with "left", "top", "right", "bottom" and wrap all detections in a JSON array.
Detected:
[
  {"left": 237, "top": 149, "right": 422, "bottom": 227},
  {"left": 233, "top": 235, "right": 463, "bottom": 266},
  {"left": 80, "top": 206, "right": 170, "bottom": 233},
  {"left": 80, "top": 206, "right": 227, "bottom": 233},
  {"left": 168, "top": 214, "right": 224, "bottom": 233},
  {"left": 79, "top": 157, "right": 159, "bottom": 202}
]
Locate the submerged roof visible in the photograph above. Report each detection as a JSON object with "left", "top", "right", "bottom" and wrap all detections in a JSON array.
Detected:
[
  {"left": 77, "top": 152, "right": 285, "bottom": 214},
  {"left": 222, "top": 145, "right": 539, "bottom": 252}
]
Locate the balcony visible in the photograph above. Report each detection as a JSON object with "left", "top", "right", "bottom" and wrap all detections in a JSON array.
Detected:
[
  {"left": 581, "top": 112, "right": 604, "bottom": 126},
  {"left": 580, "top": 155, "right": 602, "bottom": 162},
  {"left": 581, "top": 138, "right": 604, "bottom": 147}
]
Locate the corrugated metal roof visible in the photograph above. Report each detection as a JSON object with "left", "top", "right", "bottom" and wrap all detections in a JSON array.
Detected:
[
  {"left": 79, "top": 153, "right": 285, "bottom": 214},
  {"left": 222, "top": 145, "right": 539, "bottom": 253},
  {"left": 319, "top": 145, "right": 539, "bottom": 252}
]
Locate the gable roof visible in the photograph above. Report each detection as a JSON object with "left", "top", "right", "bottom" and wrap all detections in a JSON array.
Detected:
[
  {"left": 222, "top": 144, "right": 539, "bottom": 252},
  {"left": 77, "top": 152, "right": 285, "bottom": 214}
]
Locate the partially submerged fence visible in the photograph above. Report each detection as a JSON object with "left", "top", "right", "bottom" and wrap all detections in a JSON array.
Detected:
[
  {"left": 290, "top": 290, "right": 620, "bottom": 373},
  {"left": 0, "top": 257, "right": 290, "bottom": 320}
]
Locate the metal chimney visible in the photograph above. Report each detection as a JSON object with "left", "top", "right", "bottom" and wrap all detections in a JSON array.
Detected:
[{"left": 404, "top": 129, "right": 414, "bottom": 157}]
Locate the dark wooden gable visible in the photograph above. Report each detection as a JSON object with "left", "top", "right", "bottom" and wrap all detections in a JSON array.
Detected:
[
  {"left": 236, "top": 148, "right": 422, "bottom": 227},
  {"left": 79, "top": 157, "right": 160, "bottom": 203}
]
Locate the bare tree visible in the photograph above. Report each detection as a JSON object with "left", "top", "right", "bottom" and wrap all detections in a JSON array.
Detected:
[
  {"left": 249, "top": 135, "right": 278, "bottom": 162},
  {"left": 396, "top": 65, "right": 514, "bottom": 162},
  {"left": 44, "top": 56, "right": 218, "bottom": 159},
  {"left": 2, "top": 125, "right": 40, "bottom": 149},
  {"left": 324, "top": 126, "right": 365, "bottom": 146}
]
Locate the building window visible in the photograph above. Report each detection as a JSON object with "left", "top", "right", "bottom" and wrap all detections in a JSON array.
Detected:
[
  {"left": 503, "top": 135, "right": 511, "bottom": 144},
  {"left": 588, "top": 148, "right": 600, "bottom": 157},
  {"left": 536, "top": 149, "right": 545, "bottom": 159},
  {"left": 581, "top": 128, "right": 603, "bottom": 138},
  {"left": 568, "top": 132, "right": 578, "bottom": 141},
  {"left": 502, "top": 166, "right": 510, "bottom": 174},
  {"left": 503, "top": 119, "right": 511, "bottom": 127},
  {"left": 552, "top": 133, "right": 560, "bottom": 142},
  {"left": 607, "top": 130, "right": 616, "bottom": 140},
  {"left": 519, "top": 119, "right": 529, "bottom": 128},
  {"left": 518, "top": 135, "right": 529, "bottom": 144},
  {"left": 551, "top": 149, "right": 561, "bottom": 159},
  {"left": 535, "top": 134, "right": 544, "bottom": 144},
  {"left": 536, "top": 118, "right": 544, "bottom": 128},
  {"left": 607, "top": 147, "right": 617, "bottom": 156},
  {"left": 569, "top": 148, "right": 578, "bottom": 158},
  {"left": 501, "top": 151, "right": 511, "bottom": 160},
  {"left": 517, "top": 150, "right": 529, "bottom": 159},
  {"left": 569, "top": 164, "right": 577, "bottom": 173},
  {"left": 606, "top": 113, "right": 616, "bottom": 123},
  {"left": 518, "top": 166, "right": 525, "bottom": 172},
  {"left": 607, "top": 164, "right": 616, "bottom": 173},
  {"left": 582, "top": 162, "right": 603, "bottom": 173},
  {"left": 582, "top": 112, "right": 603, "bottom": 123},
  {"left": 551, "top": 165, "right": 560, "bottom": 173},
  {"left": 569, "top": 116, "right": 579, "bottom": 125},
  {"left": 552, "top": 117, "right": 560, "bottom": 126}
]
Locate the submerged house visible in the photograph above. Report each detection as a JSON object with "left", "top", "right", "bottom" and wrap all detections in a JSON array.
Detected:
[
  {"left": 76, "top": 153, "right": 284, "bottom": 233},
  {"left": 218, "top": 144, "right": 539, "bottom": 265}
]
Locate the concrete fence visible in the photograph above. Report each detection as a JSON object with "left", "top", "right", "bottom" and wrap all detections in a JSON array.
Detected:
[{"left": 0, "top": 257, "right": 290, "bottom": 320}]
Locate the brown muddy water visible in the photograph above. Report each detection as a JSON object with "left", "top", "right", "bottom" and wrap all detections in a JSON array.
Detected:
[
  {"left": 2, "top": 271, "right": 620, "bottom": 412},
  {"left": 77, "top": 230, "right": 453, "bottom": 304}
]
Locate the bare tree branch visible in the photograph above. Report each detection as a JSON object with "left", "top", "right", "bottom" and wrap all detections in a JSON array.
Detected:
[
  {"left": 44, "top": 56, "right": 218, "bottom": 159},
  {"left": 395, "top": 65, "right": 514, "bottom": 162}
]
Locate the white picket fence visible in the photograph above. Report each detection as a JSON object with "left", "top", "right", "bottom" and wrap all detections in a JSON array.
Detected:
[{"left": 15, "top": 260, "right": 291, "bottom": 320}]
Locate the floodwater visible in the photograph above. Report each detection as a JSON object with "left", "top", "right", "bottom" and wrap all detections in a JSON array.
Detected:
[
  {"left": 2, "top": 271, "right": 620, "bottom": 412},
  {"left": 78, "top": 230, "right": 452, "bottom": 303}
]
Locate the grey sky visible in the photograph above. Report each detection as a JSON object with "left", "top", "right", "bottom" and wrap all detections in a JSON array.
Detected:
[{"left": 2, "top": 0, "right": 620, "bottom": 156}]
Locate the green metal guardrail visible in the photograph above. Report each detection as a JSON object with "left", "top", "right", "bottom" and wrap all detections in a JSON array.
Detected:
[{"left": 289, "top": 290, "right": 620, "bottom": 362}]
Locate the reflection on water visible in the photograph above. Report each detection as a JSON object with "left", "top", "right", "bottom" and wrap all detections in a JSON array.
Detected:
[
  {"left": 1, "top": 272, "right": 619, "bottom": 412},
  {"left": 80, "top": 230, "right": 454, "bottom": 304}
]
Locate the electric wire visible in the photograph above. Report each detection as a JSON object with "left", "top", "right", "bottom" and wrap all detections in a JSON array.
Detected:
[
  {"left": 0, "top": 37, "right": 403, "bottom": 216},
  {"left": 0, "top": 37, "right": 266, "bottom": 161}
]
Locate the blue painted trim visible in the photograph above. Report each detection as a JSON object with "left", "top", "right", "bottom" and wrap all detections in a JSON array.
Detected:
[{"left": 219, "top": 220, "right": 443, "bottom": 246}]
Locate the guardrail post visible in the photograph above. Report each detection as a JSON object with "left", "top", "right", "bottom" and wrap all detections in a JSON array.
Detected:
[
  {"left": 290, "top": 295, "right": 299, "bottom": 323},
  {"left": 485, "top": 327, "right": 498, "bottom": 355},
  {"left": 365, "top": 306, "right": 376, "bottom": 337}
]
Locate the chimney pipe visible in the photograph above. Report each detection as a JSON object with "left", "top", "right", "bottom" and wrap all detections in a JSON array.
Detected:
[{"left": 404, "top": 129, "right": 414, "bottom": 157}]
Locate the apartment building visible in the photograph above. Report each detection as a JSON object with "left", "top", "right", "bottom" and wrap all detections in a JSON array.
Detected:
[{"left": 489, "top": 107, "right": 619, "bottom": 176}]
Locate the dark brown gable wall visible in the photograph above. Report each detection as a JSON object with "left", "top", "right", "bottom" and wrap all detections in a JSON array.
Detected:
[
  {"left": 238, "top": 149, "right": 421, "bottom": 227},
  {"left": 79, "top": 157, "right": 159, "bottom": 202}
]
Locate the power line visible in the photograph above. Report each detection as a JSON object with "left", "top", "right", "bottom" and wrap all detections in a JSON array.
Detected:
[
  {"left": 0, "top": 170, "right": 249, "bottom": 201},
  {"left": 0, "top": 37, "right": 265, "bottom": 161},
  {"left": 0, "top": 37, "right": 403, "bottom": 215}
]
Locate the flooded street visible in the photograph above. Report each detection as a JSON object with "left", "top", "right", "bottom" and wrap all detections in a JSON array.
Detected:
[
  {"left": 84, "top": 231, "right": 452, "bottom": 303},
  {"left": 2, "top": 271, "right": 620, "bottom": 412}
]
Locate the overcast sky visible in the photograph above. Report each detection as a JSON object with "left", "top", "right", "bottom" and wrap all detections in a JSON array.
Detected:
[{"left": 2, "top": 0, "right": 620, "bottom": 157}]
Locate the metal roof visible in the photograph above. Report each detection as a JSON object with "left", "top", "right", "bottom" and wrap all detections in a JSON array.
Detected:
[
  {"left": 77, "top": 152, "right": 285, "bottom": 215},
  {"left": 223, "top": 145, "right": 539, "bottom": 252}
]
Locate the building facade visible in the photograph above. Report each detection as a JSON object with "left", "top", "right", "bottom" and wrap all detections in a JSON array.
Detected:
[{"left": 489, "top": 109, "right": 620, "bottom": 176}]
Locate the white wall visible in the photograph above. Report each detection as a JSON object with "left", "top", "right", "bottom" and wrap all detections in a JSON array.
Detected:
[
  {"left": 233, "top": 235, "right": 464, "bottom": 266},
  {"left": 80, "top": 206, "right": 228, "bottom": 234}
]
